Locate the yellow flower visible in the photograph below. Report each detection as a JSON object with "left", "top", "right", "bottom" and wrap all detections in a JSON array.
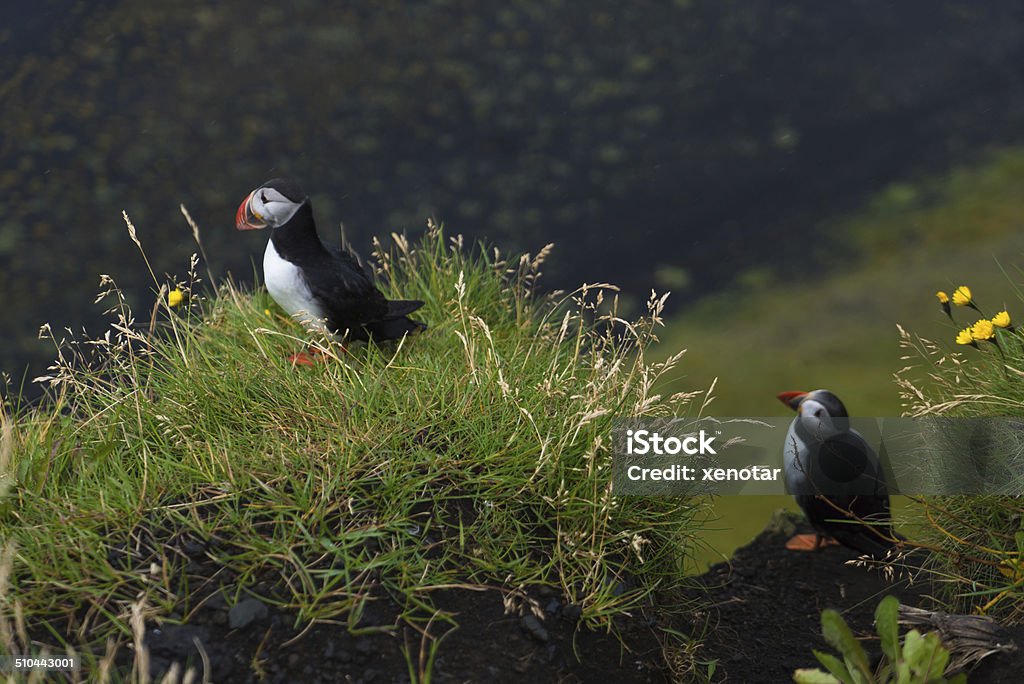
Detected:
[
  {"left": 264, "top": 308, "right": 272, "bottom": 316},
  {"left": 168, "top": 288, "right": 184, "bottom": 308},
  {"left": 956, "top": 328, "right": 974, "bottom": 345},
  {"left": 951, "top": 285, "right": 972, "bottom": 307},
  {"left": 971, "top": 319, "right": 995, "bottom": 341},
  {"left": 936, "top": 290, "right": 953, "bottom": 319},
  {"left": 992, "top": 311, "right": 1012, "bottom": 328}
]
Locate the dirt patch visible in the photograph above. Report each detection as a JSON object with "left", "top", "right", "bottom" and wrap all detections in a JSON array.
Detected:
[
  {"left": 127, "top": 583, "right": 668, "bottom": 683},
  {"left": 685, "top": 513, "right": 1024, "bottom": 683},
  {"left": 28, "top": 512, "right": 1024, "bottom": 682}
]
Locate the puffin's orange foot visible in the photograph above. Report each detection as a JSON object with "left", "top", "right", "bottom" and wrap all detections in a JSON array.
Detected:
[
  {"left": 785, "top": 533, "right": 840, "bottom": 552},
  {"left": 287, "top": 346, "right": 347, "bottom": 366},
  {"left": 287, "top": 346, "right": 330, "bottom": 366},
  {"left": 287, "top": 351, "right": 316, "bottom": 366}
]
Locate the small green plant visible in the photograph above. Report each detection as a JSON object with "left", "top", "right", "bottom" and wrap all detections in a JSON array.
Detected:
[{"left": 793, "top": 596, "right": 966, "bottom": 684}]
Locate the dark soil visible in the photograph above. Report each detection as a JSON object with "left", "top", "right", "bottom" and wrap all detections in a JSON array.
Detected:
[
  {"left": 685, "top": 513, "right": 1024, "bottom": 683},
  {"left": 35, "top": 512, "right": 1024, "bottom": 682},
  {"left": 130, "top": 581, "right": 669, "bottom": 683}
]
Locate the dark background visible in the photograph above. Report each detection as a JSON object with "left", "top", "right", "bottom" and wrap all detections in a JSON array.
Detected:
[{"left": 3, "top": 1, "right": 1023, "bottom": 400}]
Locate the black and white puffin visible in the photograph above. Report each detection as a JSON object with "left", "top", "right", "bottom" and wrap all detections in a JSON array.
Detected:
[
  {"left": 235, "top": 178, "right": 426, "bottom": 342},
  {"left": 777, "top": 389, "right": 901, "bottom": 558}
]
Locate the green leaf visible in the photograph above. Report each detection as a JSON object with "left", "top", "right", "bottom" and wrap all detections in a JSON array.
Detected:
[
  {"left": 898, "top": 626, "right": 961, "bottom": 681},
  {"left": 845, "top": 661, "right": 871, "bottom": 684},
  {"left": 793, "top": 669, "right": 843, "bottom": 684},
  {"left": 821, "top": 609, "right": 872, "bottom": 678},
  {"left": 812, "top": 650, "right": 855, "bottom": 684},
  {"left": 895, "top": 660, "right": 912, "bottom": 684},
  {"left": 874, "top": 595, "right": 901, "bottom": 663},
  {"left": 919, "top": 632, "right": 951, "bottom": 679},
  {"left": 901, "top": 629, "right": 926, "bottom": 670}
]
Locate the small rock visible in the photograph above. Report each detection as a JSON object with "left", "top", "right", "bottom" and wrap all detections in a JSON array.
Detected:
[
  {"left": 536, "top": 585, "right": 555, "bottom": 597},
  {"left": 146, "top": 623, "right": 209, "bottom": 657},
  {"left": 544, "top": 599, "right": 561, "bottom": 615},
  {"left": 520, "top": 614, "right": 549, "bottom": 643},
  {"left": 228, "top": 597, "right": 269, "bottom": 630},
  {"left": 182, "top": 540, "right": 205, "bottom": 557},
  {"left": 562, "top": 603, "right": 582, "bottom": 622}
]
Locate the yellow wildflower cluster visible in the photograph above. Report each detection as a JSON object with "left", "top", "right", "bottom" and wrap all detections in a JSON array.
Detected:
[{"left": 938, "top": 284, "right": 1015, "bottom": 349}]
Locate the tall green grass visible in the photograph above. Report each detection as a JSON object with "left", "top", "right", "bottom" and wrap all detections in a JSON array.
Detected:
[{"left": 0, "top": 219, "right": 709, "bottom": 681}]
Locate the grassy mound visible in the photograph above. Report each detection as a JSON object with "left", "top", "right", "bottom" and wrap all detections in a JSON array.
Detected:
[{"left": 0, "top": 221, "right": 706, "bottom": 678}]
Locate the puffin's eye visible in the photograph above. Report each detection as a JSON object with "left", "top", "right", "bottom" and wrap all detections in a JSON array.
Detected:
[
  {"left": 260, "top": 192, "right": 269, "bottom": 203},
  {"left": 814, "top": 409, "right": 824, "bottom": 418}
]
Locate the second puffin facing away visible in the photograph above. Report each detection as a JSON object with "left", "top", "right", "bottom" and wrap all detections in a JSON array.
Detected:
[
  {"left": 777, "top": 389, "right": 901, "bottom": 558},
  {"left": 236, "top": 178, "right": 426, "bottom": 342}
]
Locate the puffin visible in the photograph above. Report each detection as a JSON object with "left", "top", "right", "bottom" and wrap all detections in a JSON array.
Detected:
[
  {"left": 777, "top": 389, "right": 901, "bottom": 558},
  {"left": 235, "top": 178, "right": 426, "bottom": 342}
]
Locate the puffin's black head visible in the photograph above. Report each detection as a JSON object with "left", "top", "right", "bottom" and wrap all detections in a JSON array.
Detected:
[
  {"left": 777, "top": 389, "right": 850, "bottom": 436},
  {"left": 776, "top": 389, "right": 849, "bottom": 417},
  {"left": 235, "top": 178, "right": 308, "bottom": 231}
]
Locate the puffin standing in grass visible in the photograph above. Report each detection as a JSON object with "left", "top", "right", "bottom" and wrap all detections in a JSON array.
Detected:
[
  {"left": 235, "top": 178, "right": 426, "bottom": 343},
  {"left": 777, "top": 389, "right": 901, "bottom": 558}
]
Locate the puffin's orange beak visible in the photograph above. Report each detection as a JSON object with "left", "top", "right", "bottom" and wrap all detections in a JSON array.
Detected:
[
  {"left": 235, "top": 191, "right": 266, "bottom": 231},
  {"left": 776, "top": 391, "right": 808, "bottom": 411}
]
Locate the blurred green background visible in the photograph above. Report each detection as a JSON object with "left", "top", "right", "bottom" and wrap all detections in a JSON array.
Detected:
[{"left": 665, "top": 148, "right": 1024, "bottom": 569}]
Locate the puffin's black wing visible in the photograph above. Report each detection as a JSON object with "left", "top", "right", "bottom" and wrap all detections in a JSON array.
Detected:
[
  {"left": 797, "top": 433, "right": 900, "bottom": 558},
  {"left": 795, "top": 493, "right": 897, "bottom": 558},
  {"left": 311, "top": 243, "right": 425, "bottom": 341},
  {"left": 304, "top": 246, "right": 389, "bottom": 339}
]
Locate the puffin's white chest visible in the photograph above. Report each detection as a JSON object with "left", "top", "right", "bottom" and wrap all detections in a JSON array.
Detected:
[{"left": 263, "top": 240, "right": 325, "bottom": 326}]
